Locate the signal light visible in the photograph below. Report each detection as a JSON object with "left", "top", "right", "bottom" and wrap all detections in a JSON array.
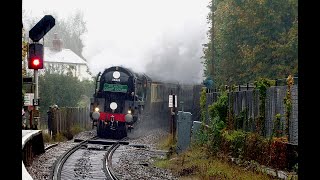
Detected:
[
  {"left": 28, "top": 43, "right": 44, "bottom": 69},
  {"left": 32, "top": 59, "right": 40, "bottom": 66}
]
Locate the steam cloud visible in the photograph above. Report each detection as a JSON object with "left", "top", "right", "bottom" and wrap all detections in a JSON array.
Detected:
[{"left": 23, "top": 0, "right": 210, "bottom": 84}]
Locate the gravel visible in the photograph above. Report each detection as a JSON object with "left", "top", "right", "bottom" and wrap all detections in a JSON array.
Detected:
[
  {"left": 25, "top": 130, "right": 96, "bottom": 180},
  {"left": 25, "top": 128, "right": 179, "bottom": 180},
  {"left": 113, "top": 128, "right": 178, "bottom": 180}
]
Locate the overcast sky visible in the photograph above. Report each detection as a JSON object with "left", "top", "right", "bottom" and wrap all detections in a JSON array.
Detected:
[{"left": 23, "top": 0, "right": 210, "bottom": 84}]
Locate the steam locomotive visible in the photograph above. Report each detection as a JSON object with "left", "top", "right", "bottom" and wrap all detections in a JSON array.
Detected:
[
  {"left": 90, "top": 66, "right": 151, "bottom": 139},
  {"left": 90, "top": 66, "right": 196, "bottom": 139}
]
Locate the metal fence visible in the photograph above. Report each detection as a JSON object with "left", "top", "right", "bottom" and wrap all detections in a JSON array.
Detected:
[{"left": 204, "top": 85, "right": 298, "bottom": 145}]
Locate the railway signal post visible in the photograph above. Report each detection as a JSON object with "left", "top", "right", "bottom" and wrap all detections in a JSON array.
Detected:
[
  {"left": 169, "top": 94, "right": 177, "bottom": 141},
  {"left": 28, "top": 15, "right": 55, "bottom": 129}
]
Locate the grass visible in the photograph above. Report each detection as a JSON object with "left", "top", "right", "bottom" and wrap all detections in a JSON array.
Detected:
[
  {"left": 153, "top": 157, "right": 171, "bottom": 168},
  {"left": 154, "top": 137, "right": 278, "bottom": 180},
  {"left": 157, "top": 134, "right": 177, "bottom": 150},
  {"left": 70, "top": 124, "right": 85, "bottom": 136},
  {"left": 54, "top": 133, "right": 67, "bottom": 142},
  {"left": 42, "top": 132, "right": 53, "bottom": 143},
  {"left": 42, "top": 132, "right": 67, "bottom": 143},
  {"left": 41, "top": 123, "right": 87, "bottom": 143}
]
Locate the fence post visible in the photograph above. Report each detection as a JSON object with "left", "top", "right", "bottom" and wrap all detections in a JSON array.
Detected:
[
  {"left": 51, "top": 108, "right": 58, "bottom": 139},
  {"left": 205, "top": 92, "right": 209, "bottom": 125}
]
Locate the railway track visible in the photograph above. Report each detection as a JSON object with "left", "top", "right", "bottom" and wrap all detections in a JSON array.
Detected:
[
  {"left": 105, "top": 143, "right": 120, "bottom": 180},
  {"left": 51, "top": 137, "right": 127, "bottom": 180}
]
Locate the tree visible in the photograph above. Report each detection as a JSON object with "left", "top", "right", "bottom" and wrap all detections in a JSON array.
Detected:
[
  {"left": 44, "top": 10, "right": 87, "bottom": 59},
  {"left": 38, "top": 69, "right": 94, "bottom": 115},
  {"left": 202, "top": 0, "right": 298, "bottom": 86},
  {"left": 23, "top": 10, "right": 87, "bottom": 60}
]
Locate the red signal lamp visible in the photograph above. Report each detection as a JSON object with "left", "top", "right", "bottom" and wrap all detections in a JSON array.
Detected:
[{"left": 28, "top": 43, "right": 44, "bottom": 70}]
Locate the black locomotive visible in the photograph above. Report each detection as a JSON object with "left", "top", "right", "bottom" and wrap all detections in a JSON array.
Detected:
[
  {"left": 90, "top": 65, "right": 197, "bottom": 139},
  {"left": 90, "top": 66, "right": 150, "bottom": 139}
]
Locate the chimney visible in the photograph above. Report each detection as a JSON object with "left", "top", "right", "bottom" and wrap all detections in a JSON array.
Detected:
[{"left": 52, "top": 33, "right": 63, "bottom": 51}]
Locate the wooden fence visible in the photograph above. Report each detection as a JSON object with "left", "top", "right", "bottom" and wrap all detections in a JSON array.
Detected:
[
  {"left": 204, "top": 85, "right": 298, "bottom": 145},
  {"left": 41, "top": 107, "right": 91, "bottom": 136}
]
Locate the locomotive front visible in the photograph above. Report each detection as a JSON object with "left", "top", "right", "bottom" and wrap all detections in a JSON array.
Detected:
[{"left": 90, "top": 66, "right": 138, "bottom": 139}]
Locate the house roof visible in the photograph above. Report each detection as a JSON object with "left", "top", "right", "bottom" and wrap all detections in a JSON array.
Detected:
[{"left": 44, "top": 47, "right": 87, "bottom": 65}]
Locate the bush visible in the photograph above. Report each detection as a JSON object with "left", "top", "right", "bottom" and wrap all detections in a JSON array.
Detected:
[
  {"left": 243, "top": 133, "right": 271, "bottom": 166},
  {"left": 70, "top": 124, "right": 84, "bottom": 136},
  {"left": 222, "top": 130, "right": 247, "bottom": 158},
  {"left": 243, "top": 133, "right": 264, "bottom": 162},
  {"left": 200, "top": 88, "right": 207, "bottom": 123},
  {"left": 193, "top": 123, "right": 209, "bottom": 146},
  {"left": 208, "top": 91, "right": 228, "bottom": 123},
  {"left": 207, "top": 116, "right": 226, "bottom": 155},
  {"left": 270, "top": 137, "right": 288, "bottom": 170}
]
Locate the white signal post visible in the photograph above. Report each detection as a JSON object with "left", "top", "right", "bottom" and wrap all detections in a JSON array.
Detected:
[
  {"left": 169, "top": 94, "right": 177, "bottom": 141},
  {"left": 28, "top": 15, "right": 55, "bottom": 129},
  {"left": 33, "top": 69, "right": 39, "bottom": 128}
]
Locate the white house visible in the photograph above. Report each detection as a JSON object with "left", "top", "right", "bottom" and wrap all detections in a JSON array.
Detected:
[{"left": 26, "top": 33, "right": 93, "bottom": 81}]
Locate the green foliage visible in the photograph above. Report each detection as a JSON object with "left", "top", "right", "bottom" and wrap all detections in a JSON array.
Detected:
[
  {"left": 254, "top": 78, "right": 273, "bottom": 135},
  {"left": 193, "top": 123, "right": 210, "bottom": 146},
  {"left": 195, "top": 128, "right": 297, "bottom": 173},
  {"left": 39, "top": 71, "right": 94, "bottom": 115},
  {"left": 207, "top": 115, "right": 226, "bottom": 155},
  {"left": 208, "top": 91, "right": 228, "bottom": 123},
  {"left": 202, "top": 0, "right": 298, "bottom": 85},
  {"left": 153, "top": 158, "right": 170, "bottom": 169},
  {"left": 198, "top": 90, "right": 229, "bottom": 155},
  {"left": 273, "top": 113, "right": 284, "bottom": 137},
  {"left": 166, "top": 145, "right": 275, "bottom": 179},
  {"left": 195, "top": 83, "right": 298, "bottom": 171},
  {"left": 254, "top": 78, "right": 274, "bottom": 95},
  {"left": 222, "top": 130, "right": 247, "bottom": 158},
  {"left": 200, "top": 87, "right": 207, "bottom": 123},
  {"left": 197, "top": 89, "right": 228, "bottom": 153},
  {"left": 70, "top": 124, "right": 85, "bottom": 136},
  {"left": 284, "top": 75, "right": 294, "bottom": 139}
]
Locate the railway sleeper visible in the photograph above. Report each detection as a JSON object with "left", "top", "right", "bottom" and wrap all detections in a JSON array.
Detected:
[
  {"left": 88, "top": 139, "right": 129, "bottom": 145},
  {"left": 86, "top": 144, "right": 109, "bottom": 150}
]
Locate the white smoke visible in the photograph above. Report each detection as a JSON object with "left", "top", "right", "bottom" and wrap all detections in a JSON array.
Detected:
[{"left": 23, "top": 0, "right": 210, "bottom": 83}]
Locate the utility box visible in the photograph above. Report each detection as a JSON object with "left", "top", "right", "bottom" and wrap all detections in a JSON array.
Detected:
[{"left": 176, "top": 111, "right": 192, "bottom": 153}]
